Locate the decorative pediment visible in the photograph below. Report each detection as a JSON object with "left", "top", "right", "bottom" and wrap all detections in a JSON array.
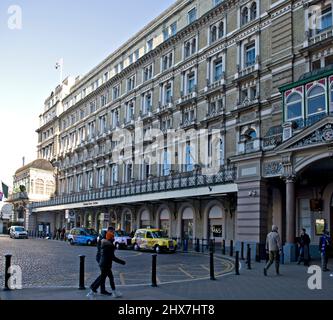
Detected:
[{"left": 276, "top": 116, "right": 333, "bottom": 152}]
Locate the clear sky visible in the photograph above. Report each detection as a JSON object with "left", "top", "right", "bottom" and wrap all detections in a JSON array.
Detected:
[{"left": 0, "top": 0, "right": 175, "bottom": 188}]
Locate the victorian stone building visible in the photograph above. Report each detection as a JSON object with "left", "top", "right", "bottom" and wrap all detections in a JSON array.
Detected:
[{"left": 30, "top": 0, "right": 333, "bottom": 262}]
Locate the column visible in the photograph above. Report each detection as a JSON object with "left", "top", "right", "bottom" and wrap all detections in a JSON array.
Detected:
[{"left": 285, "top": 176, "right": 296, "bottom": 244}]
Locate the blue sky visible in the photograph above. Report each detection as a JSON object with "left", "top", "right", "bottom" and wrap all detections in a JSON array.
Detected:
[{"left": 0, "top": 0, "right": 175, "bottom": 187}]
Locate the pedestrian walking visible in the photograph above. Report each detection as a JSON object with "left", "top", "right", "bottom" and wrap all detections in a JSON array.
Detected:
[
  {"left": 61, "top": 227, "right": 66, "bottom": 241},
  {"left": 264, "top": 225, "right": 282, "bottom": 276},
  {"left": 297, "top": 228, "right": 311, "bottom": 266},
  {"left": 88, "top": 229, "right": 125, "bottom": 297},
  {"left": 319, "top": 230, "right": 331, "bottom": 272}
]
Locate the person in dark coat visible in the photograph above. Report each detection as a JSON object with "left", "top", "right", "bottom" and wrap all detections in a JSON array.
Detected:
[
  {"left": 297, "top": 228, "right": 311, "bottom": 266},
  {"left": 319, "top": 230, "right": 331, "bottom": 271},
  {"left": 88, "top": 229, "right": 125, "bottom": 297}
]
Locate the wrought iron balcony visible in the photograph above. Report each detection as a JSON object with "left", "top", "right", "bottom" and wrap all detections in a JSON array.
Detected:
[
  {"left": 30, "top": 166, "right": 237, "bottom": 210},
  {"left": 262, "top": 126, "right": 283, "bottom": 150}
]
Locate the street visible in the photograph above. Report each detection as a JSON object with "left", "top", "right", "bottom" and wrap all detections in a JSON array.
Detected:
[{"left": 0, "top": 235, "right": 233, "bottom": 289}]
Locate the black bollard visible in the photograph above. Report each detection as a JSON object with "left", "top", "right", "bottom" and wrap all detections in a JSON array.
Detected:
[
  {"left": 229, "top": 240, "right": 233, "bottom": 257},
  {"left": 241, "top": 242, "right": 244, "bottom": 260},
  {"left": 4, "top": 254, "right": 12, "bottom": 291},
  {"left": 247, "top": 244, "right": 251, "bottom": 270},
  {"left": 152, "top": 254, "right": 157, "bottom": 287},
  {"left": 195, "top": 238, "right": 199, "bottom": 252},
  {"left": 222, "top": 239, "right": 226, "bottom": 255},
  {"left": 210, "top": 251, "right": 215, "bottom": 280},
  {"left": 235, "top": 251, "right": 240, "bottom": 275},
  {"left": 78, "top": 255, "right": 86, "bottom": 290}
]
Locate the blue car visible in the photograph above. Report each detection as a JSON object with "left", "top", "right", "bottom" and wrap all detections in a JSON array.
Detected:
[{"left": 68, "top": 228, "right": 98, "bottom": 246}]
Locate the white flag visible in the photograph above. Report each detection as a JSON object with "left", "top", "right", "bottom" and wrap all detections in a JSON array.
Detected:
[{"left": 55, "top": 58, "right": 63, "bottom": 70}]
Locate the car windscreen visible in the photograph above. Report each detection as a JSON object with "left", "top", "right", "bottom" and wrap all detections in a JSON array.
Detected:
[
  {"left": 85, "top": 229, "right": 97, "bottom": 236},
  {"left": 15, "top": 227, "right": 25, "bottom": 232}
]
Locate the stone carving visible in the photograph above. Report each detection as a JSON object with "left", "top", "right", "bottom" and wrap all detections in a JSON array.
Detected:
[{"left": 263, "top": 161, "right": 283, "bottom": 177}]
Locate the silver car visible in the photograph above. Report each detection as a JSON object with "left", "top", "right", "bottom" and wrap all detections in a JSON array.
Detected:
[{"left": 9, "top": 226, "right": 28, "bottom": 239}]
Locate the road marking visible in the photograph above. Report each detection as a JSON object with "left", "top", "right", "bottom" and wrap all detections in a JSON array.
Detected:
[
  {"left": 200, "top": 264, "right": 210, "bottom": 272},
  {"left": 119, "top": 272, "right": 126, "bottom": 285},
  {"left": 178, "top": 266, "right": 194, "bottom": 279}
]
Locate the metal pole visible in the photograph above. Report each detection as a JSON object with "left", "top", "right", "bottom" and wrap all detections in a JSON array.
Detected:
[
  {"left": 256, "top": 243, "right": 260, "bottom": 262},
  {"left": 78, "top": 255, "right": 86, "bottom": 290},
  {"left": 247, "top": 244, "right": 252, "bottom": 270},
  {"left": 241, "top": 242, "right": 244, "bottom": 260},
  {"left": 230, "top": 240, "right": 233, "bottom": 257},
  {"left": 210, "top": 251, "right": 215, "bottom": 280},
  {"left": 222, "top": 239, "right": 226, "bottom": 255},
  {"left": 152, "top": 254, "right": 157, "bottom": 287},
  {"left": 235, "top": 251, "right": 240, "bottom": 275},
  {"left": 4, "top": 254, "right": 12, "bottom": 291}
]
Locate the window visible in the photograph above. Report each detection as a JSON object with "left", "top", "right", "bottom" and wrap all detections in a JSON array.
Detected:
[
  {"left": 241, "top": 7, "right": 248, "bottom": 25},
  {"left": 187, "top": 72, "right": 196, "bottom": 94},
  {"left": 163, "top": 149, "right": 171, "bottom": 176},
  {"left": 100, "top": 94, "right": 107, "bottom": 107},
  {"left": 321, "top": 6, "right": 332, "bottom": 31},
  {"left": 134, "top": 49, "right": 140, "bottom": 61},
  {"left": 143, "top": 64, "right": 153, "bottom": 82},
  {"left": 127, "top": 75, "right": 136, "bottom": 92},
  {"left": 218, "top": 22, "right": 224, "bottom": 38},
  {"left": 245, "top": 42, "right": 256, "bottom": 66},
  {"left": 162, "top": 52, "right": 173, "bottom": 71},
  {"left": 35, "top": 179, "right": 44, "bottom": 194},
  {"left": 126, "top": 102, "right": 135, "bottom": 121},
  {"left": 113, "top": 85, "right": 120, "bottom": 100},
  {"left": 112, "top": 109, "right": 120, "bottom": 128},
  {"left": 250, "top": 87, "right": 257, "bottom": 100},
  {"left": 163, "top": 28, "right": 169, "bottom": 41},
  {"left": 286, "top": 93, "right": 303, "bottom": 120},
  {"left": 77, "top": 174, "right": 83, "bottom": 192},
  {"left": 250, "top": 2, "right": 257, "bottom": 21},
  {"left": 143, "top": 93, "right": 152, "bottom": 114},
  {"left": 98, "top": 168, "right": 105, "bottom": 188},
  {"left": 307, "top": 85, "right": 326, "bottom": 116},
  {"left": 188, "top": 8, "right": 197, "bottom": 24},
  {"left": 214, "top": 59, "right": 223, "bottom": 81},
  {"left": 128, "top": 53, "right": 134, "bottom": 64},
  {"left": 80, "top": 109, "right": 85, "bottom": 120},
  {"left": 211, "top": 26, "right": 217, "bottom": 43},
  {"left": 126, "top": 163, "right": 133, "bottom": 182},
  {"left": 88, "top": 171, "right": 93, "bottom": 189},
  {"left": 171, "top": 22, "right": 177, "bottom": 36},
  {"left": 244, "top": 129, "right": 256, "bottom": 152},
  {"left": 90, "top": 100, "right": 96, "bottom": 113},
  {"left": 99, "top": 115, "right": 107, "bottom": 133},
  {"left": 214, "top": 0, "right": 222, "bottom": 6},
  {"left": 82, "top": 89, "right": 86, "bottom": 99},
  {"left": 111, "top": 165, "right": 118, "bottom": 185},
  {"left": 88, "top": 121, "right": 95, "bottom": 139},
  {"left": 147, "top": 39, "right": 153, "bottom": 52},
  {"left": 191, "top": 38, "right": 197, "bottom": 55},
  {"left": 165, "top": 83, "right": 172, "bottom": 104},
  {"left": 185, "top": 141, "right": 194, "bottom": 172}
]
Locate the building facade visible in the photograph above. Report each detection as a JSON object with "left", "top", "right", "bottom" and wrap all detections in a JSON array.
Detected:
[{"left": 30, "top": 0, "right": 333, "bottom": 261}]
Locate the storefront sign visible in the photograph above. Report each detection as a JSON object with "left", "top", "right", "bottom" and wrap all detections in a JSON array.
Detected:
[
  {"left": 83, "top": 202, "right": 99, "bottom": 206},
  {"left": 211, "top": 225, "right": 222, "bottom": 237}
]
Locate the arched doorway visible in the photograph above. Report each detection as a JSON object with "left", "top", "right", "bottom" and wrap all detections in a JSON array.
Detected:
[
  {"left": 208, "top": 205, "right": 223, "bottom": 243},
  {"left": 182, "top": 207, "right": 194, "bottom": 240},
  {"left": 123, "top": 212, "right": 132, "bottom": 234},
  {"left": 140, "top": 209, "right": 151, "bottom": 228},
  {"left": 159, "top": 209, "right": 170, "bottom": 236}
]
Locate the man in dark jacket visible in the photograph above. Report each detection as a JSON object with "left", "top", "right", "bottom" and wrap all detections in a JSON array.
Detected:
[
  {"left": 319, "top": 230, "right": 331, "bottom": 271},
  {"left": 297, "top": 228, "right": 311, "bottom": 266},
  {"left": 88, "top": 229, "right": 125, "bottom": 297}
]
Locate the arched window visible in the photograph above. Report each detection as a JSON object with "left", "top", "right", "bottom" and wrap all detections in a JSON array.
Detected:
[
  {"left": 250, "top": 2, "right": 257, "bottom": 20},
  {"left": 244, "top": 129, "right": 256, "bottom": 152},
  {"left": 211, "top": 26, "right": 217, "bottom": 43},
  {"left": 307, "top": 85, "right": 326, "bottom": 115},
  {"left": 286, "top": 92, "right": 303, "bottom": 120},
  {"left": 241, "top": 7, "right": 248, "bottom": 25},
  {"left": 218, "top": 22, "right": 224, "bottom": 38}
]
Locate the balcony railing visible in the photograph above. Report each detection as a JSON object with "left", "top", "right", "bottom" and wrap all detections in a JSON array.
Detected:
[
  {"left": 180, "top": 118, "right": 196, "bottom": 129},
  {"left": 177, "top": 88, "right": 197, "bottom": 106},
  {"left": 8, "top": 192, "right": 29, "bottom": 202},
  {"left": 308, "top": 27, "right": 333, "bottom": 46},
  {"left": 205, "top": 77, "right": 225, "bottom": 94},
  {"left": 30, "top": 166, "right": 237, "bottom": 210}
]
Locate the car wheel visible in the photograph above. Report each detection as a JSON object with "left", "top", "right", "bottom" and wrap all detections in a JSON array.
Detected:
[
  {"left": 155, "top": 245, "right": 161, "bottom": 254},
  {"left": 69, "top": 239, "right": 74, "bottom": 245},
  {"left": 134, "top": 243, "right": 140, "bottom": 251},
  {"left": 87, "top": 240, "right": 92, "bottom": 246}
]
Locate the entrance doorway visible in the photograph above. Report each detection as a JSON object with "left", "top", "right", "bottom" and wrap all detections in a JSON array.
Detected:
[{"left": 182, "top": 207, "right": 194, "bottom": 240}]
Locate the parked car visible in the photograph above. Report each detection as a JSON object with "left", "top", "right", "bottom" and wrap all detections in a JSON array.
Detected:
[
  {"left": 98, "top": 229, "right": 132, "bottom": 249},
  {"left": 131, "top": 228, "right": 177, "bottom": 253},
  {"left": 9, "top": 226, "right": 28, "bottom": 239},
  {"left": 67, "top": 227, "right": 98, "bottom": 246}
]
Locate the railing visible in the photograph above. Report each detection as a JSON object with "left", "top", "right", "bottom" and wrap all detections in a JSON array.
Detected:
[
  {"left": 238, "top": 64, "right": 256, "bottom": 78},
  {"left": 205, "top": 107, "right": 224, "bottom": 120},
  {"left": 180, "top": 118, "right": 196, "bottom": 129},
  {"left": 308, "top": 28, "right": 333, "bottom": 46},
  {"left": 205, "top": 77, "right": 225, "bottom": 93},
  {"left": 30, "top": 166, "right": 237, "bottom": 209},
  {"left": 8, "top": 192, "right": 29, "bottom": 201}
]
